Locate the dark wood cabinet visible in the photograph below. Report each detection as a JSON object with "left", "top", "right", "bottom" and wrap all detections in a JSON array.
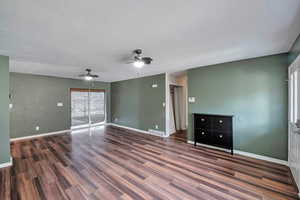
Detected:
[{"left": 194, "top": 113, "right": 233, "bottom": 154}]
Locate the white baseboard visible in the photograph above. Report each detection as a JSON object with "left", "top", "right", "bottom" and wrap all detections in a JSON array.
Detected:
[
  {"left": 109, "top": 123, "right": 167, "bottom": 137},
  {"left": 0, "top": 157, "right": 13, "bottom": 169},
  {"left": 10, "top": 129, "right": 71, "bottom": 142},
  {"left": 187, "top": 140, "right": 288, "bottom": 166},
  {"left": 148, "top": 129, "right": 166, "bottom": 137}
]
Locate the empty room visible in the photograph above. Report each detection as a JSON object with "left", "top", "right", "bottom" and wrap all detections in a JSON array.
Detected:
[{"left": 1, "top": 0, "right": 300, "bottom": 199}]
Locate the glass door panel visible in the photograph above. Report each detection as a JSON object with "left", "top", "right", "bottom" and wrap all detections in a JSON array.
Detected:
[
  {"left": 71, "top": 90, "right": 89, "bottom": 127},
  {"left": 90, "top": 91, "right": 105, "bottom": 124}
]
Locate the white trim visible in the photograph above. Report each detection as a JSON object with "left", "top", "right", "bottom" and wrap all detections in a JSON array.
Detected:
[
  {"left": 165, "top": 73, "right": 171, "bottom": 137},
  {"left": 109, "top": 123, "right": 167, "bottom": 138},
  {"left": 0, "top": 157, "right": 13, "bottom": 169},
  {"left": 10, "top": 130, "right": 70, "bottom": 142},
  {"left": 188, "top": 141, "right": 288, "bottom": 166},
  {"left": 148, "top": 129, "right": 166, "bottom": 137},
  {"left": 234, "top": 150, "right": 288, "bottom": 166}
]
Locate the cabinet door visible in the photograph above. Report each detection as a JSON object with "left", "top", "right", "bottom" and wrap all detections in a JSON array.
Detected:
[
  {"left": 213, "top": 117, "right": 231, "bottom": 132},
  {"left": 212, "top": 131, "right": 230, "bottom": 148},
  {"left": 195, "top": 129, "right": 211, "bottom": 144},
  {"left": 195, "top": 115, "right": 211, "bottom": 129}
]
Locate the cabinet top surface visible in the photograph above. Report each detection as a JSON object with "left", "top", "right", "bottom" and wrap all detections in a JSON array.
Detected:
[{"left": 193, "top": 113, "right": 234, "bottom": 117}]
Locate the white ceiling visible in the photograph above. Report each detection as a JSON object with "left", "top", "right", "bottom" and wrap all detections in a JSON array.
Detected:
[{"left": 1, "top": 0, "right": 300, "bottom": 82}]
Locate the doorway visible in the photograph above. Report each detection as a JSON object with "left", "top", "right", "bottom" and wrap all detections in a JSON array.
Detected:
[
  {"left": 169, "top": 84, "right": 187, "bottom": 141},
  {"left": 165, "top": 71, "right": 188, "bottom": 140},
  {"left": 71, "top": 88, "right": 106, "bottom": 128},
  {"left": 288, "top": 57, "right": 300, "bottom": 190}
]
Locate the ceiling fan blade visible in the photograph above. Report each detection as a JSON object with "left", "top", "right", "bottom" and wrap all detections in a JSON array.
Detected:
[
  {"left": 125, "top": 59, "right": 135, "bottom": 64},
  {"left": 78, "top": 74, "right": 86, "bottom": 77},
  {"left": 142, "top": 57, "right": 153, "bottom": 64},
  {"left": 91, "top": 74, "right": 99, "bottom": 78}
]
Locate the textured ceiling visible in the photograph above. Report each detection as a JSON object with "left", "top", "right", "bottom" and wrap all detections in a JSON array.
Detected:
[{"left": 1, "top": 0, "right": 300, "bottom": 82}]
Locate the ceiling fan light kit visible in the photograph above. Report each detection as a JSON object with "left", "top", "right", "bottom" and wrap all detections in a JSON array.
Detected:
[
  {"left": 133, "top": 60, "right": 145, "bottom": 68},
  {"left": 84, "top": 75, "right": 93, "bottom": 81},
  {"left": 79, "top": 69, "right": 99, "bottom": 81},
  {"left": 131, "top": 49, "right": 153, "bottom": 68}
]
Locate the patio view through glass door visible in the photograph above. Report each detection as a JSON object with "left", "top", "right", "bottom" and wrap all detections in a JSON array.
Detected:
[{"left": 71, "top": 88, "right": 106, "bottom": 128}]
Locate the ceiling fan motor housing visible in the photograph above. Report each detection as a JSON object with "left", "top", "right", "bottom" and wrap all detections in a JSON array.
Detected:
[{"left": 134, "top": 49, "right": 142, "bottom": 55}]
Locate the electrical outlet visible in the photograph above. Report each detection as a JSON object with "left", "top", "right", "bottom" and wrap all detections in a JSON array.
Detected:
[
  {"left": 57, "top": 102, "right": 63, "bottom": 107},
  {"left": 115, "top": 118, "right": 118, "bottom": 122},
  {"left": 155, "top": 125, "right": 159, "bottom": 129},
  {"left": 152, "top": 84, "right": 158, "bottom": 88},
  {"left": 36, "top": 126, "right": 40, "bottom": 131}
]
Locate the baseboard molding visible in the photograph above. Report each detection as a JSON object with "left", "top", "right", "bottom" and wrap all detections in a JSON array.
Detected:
[
  {"left": 0, "top": 157, "right": 13, "bottom": 169},
  {"left": 187, "top": 140, "right": 288, "bottom": 166},
  {"left": 10, "top": 129, "right": 71, "bottom": 142},
  {"left": 109, "top": 123, "right": 167, "bottom": 137},
  {"left": 148, "top": 129, "right": 166, "bottom": 137},
  {"left": 234, "top": 150, "right": 288, "bottom": 166}
]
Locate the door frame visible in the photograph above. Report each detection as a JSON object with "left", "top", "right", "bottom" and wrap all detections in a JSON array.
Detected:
[
  {"left": 70, "top": 88, "right": 106, "bottom": 130},
  {"left": 288, "top": 55, "right": 300, "bottom": 192}
]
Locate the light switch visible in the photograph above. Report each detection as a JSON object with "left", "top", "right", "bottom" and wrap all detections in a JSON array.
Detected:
[
  {"left": 36, "top": 126, "right": 40, "bottom": 131},
  {"left": 188, "top": 97, "right": 196, "bottom": 103},
  {"left": 57, "top": 102, "right": 63, "bottom": 107},
  {"left": 152, "top": 84, "right": 158, "bottom": 88},
  {"left": 9, "top": 104, "right": 13, "bottom": 109}
]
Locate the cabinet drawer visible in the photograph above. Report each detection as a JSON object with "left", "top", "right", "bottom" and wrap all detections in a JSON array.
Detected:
[
  {"left": 195, "top": 129, "right": 211, "bottom": 144},
  {"left": 195, "top": 115, "right": 211, "bottom": 129},
  {"left": 213, "top": 117, "right": 231, "bottom": 131},
  {"left": 212, "top": 132, "right": 231, "bottom": 148}
]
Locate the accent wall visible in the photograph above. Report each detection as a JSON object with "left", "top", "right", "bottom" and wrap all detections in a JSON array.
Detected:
[
  {"left": 188, "top": 54, "right": 288, "bottom": 160},
  {"left": 0, "top": 55, "right": 11, "bottom": 164},
  {"left": 111, "top": 74, "right": 165, "bottom": 132},
  {"left": 10, "top": 73, "right": 111, "bottom": 138}
]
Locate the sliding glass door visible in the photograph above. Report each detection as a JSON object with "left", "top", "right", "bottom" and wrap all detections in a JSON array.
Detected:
[
  {"left": 71, "top": 88, "right": 106, "bottom": 128},
  {"left": 90, "top": 91, "right": 105, "bottom": 124}
]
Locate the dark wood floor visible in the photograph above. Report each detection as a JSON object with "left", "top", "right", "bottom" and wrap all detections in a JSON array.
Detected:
[
  {"left": 170, "top": 130, "right": 187, "bottom": 142},
  {"left": 0, "top": 125, "right": 299, "bottom": 200}
]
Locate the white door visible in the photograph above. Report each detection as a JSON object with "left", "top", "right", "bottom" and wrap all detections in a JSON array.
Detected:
[{"left": 288, "top": 56, "right": 300, "bottom": 191}]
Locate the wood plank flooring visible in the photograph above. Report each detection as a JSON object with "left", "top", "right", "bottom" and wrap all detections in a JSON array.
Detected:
[
  {"left": 0, "top": 125, "right": 299, "bottom": 200},
  {"left": 170, "top": 130, "right": 187, "bottom": 143}
]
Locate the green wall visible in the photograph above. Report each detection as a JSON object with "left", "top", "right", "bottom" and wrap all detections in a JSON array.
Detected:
[
  {"left": 111, "top": 74, "right": 165, "bottom": 132},
  {"left": 0, "top": 56, "right": 11, "bottom": 164},
  {"left": 188, "top": 54, "right": 288, "bottom": 160},
  {"left": 10, "top": 73, "right": 111, "bottom": 138},
  {"left": 288, "top": 34, "right": 300, "bottom": 65}
]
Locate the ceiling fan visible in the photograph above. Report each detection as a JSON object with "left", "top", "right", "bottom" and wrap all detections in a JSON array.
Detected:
[
  {"left": 79, "top": 69, "right": 99, "bottom": 81},
  {"left": 129, "top": 49, "right": 153, "bottom": 68}
]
